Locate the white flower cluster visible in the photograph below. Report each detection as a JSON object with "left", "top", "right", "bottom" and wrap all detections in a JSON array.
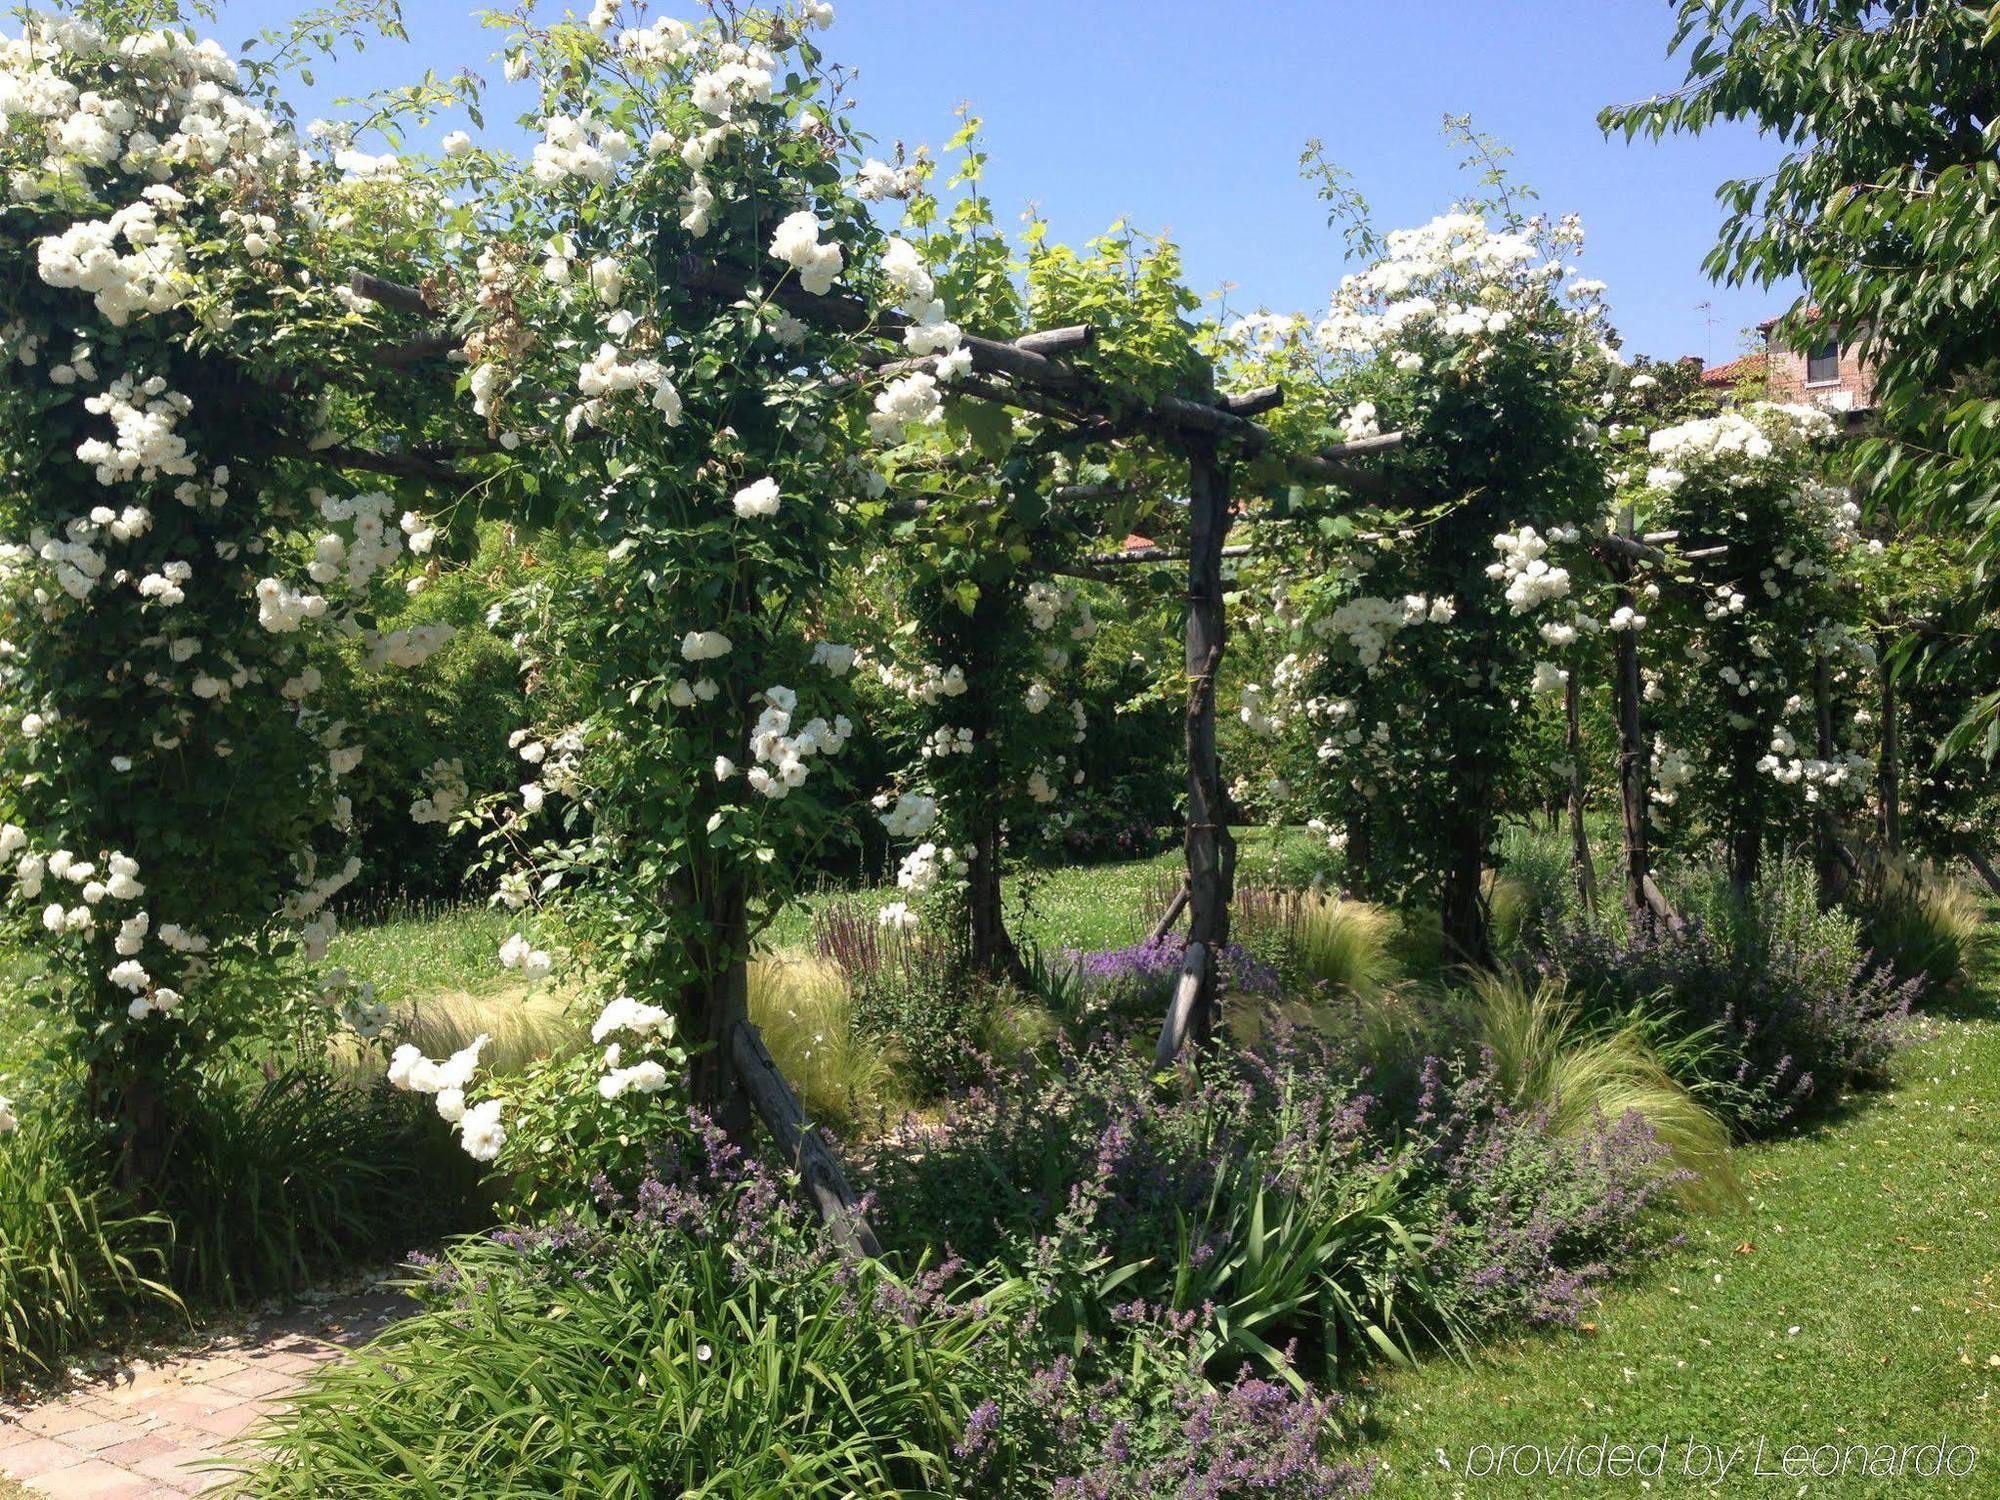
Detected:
[
  {"left": 855, "top": 158, "right": 918, "bottom": 201},
  {"left": 389, "top": 1035, "right": 505, "bottom": 1160},
  {"left": 530, "top": 111, "right": 634, "bottom": 186},
  {"left": 573, "top": 341, "right": 683, "bottom": 433},
  {"left": 1024, "top": 580, "right": 1088, "bottom": 634},
  {"left": 1310, "top": 592, "right": 1455, "bottom": 671},
  {"left": 680, "top": 629, "right": 732, "bottom": 662},
  {"left": 876, "top": 790, "right": 939, "bottom": 840},
  {"left": 896, "top": 840, "right": 967, "bottom": 898},
  {"left": 1645, "top": 403, "right": 1834, "bottom": 493},
  {"left": 692, "top": 42, "right": 777, "bottom": 120},
  {"left": 5, "top": 836, "right": 191, "bottom": 1020},
  {"left": 875, "top": 659, "right": 968, "bottom": 705},
  {"left": 731, "top": 476, "right": 780, "bottom": 519},
  {"left": 746, "top": 684, "right": 851, "bottom": 799},
  {"left": 590, "top": 994, "right": 677, "bottom": 1097},
  {"left": 769, "top": 210, "right": 844, "bottom": 296},
  {"left": 810, "top": 641, "right": 856, "bottom": 676},
  {"left": 880, "top": 236, "right": 969, "bottom": 374},
  {"left": 1487, "top": 526, "right": 1573, "bottom": 614},
  {"left": 615, "top": 17, "right": 697, "bottom": 70},
  {"left": 410, "top": 757, "right": 469, "bottom": 825},
  {"left": 253, "top": 576, "right": 327, "bottom": 633},
  {"left": 1312, "top": 212, "right": 1591, "bottom": 358},
  {"left": 919, "top": 724, "right": 974, "bottom": 759},
  {"left": 868, "top": 370, "right": 943, "bottom": 446},
  {"left": 37, "top": 196, "right": 190, "bottom": 325},
  {"left": 76, "top": 375, "right": 193, "bottom": 485},
  {"left": 499, "top": 931, "right": 554, "bottom": 981}
]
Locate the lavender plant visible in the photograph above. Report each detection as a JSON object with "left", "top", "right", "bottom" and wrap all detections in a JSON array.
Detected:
[{"left": 1550, "top": 861, "right": 1916, "bottom": 1135}]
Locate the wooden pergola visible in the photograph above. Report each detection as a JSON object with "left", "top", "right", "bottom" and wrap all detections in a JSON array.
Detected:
[{"left": 338, "top": 259, "right": 1413, "bottom": 1258}]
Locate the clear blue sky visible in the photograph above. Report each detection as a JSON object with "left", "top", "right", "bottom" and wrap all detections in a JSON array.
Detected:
[{"left": 263, "top": 0, "right": 1798, "bottom": 365}]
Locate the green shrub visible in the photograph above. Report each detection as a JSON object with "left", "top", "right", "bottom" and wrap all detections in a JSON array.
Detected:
[
  {"left": 157, "top": 1071, "right": 474, "bottom": 1305},
  {"left": 1552, "top": 859, "right": 1917, "bottom": 1136},
  {"left": 0, "top": 1100, "right": 178, "bottom": 1386},
  {"left": 236, "top": 1193, "right": 1010, "bottom": 1497},
  {"left": 1234, "top": 886, "right": 1401, "bottom": 999},
  {"left": 811, "top": 902, "right": 991, "bottom": 1097}
]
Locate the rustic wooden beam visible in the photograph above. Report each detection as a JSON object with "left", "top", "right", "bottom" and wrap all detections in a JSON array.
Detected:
[
  {"left": 372, "top": 330, "right": 463, "bottom": 367},
  {"left": 276, "top": 440, "right": 462, "bottom": 484},
  {"left": 1012, "top": 325, "right": 1095, "bottom": 357},
  {"left": 1811, "top": 657, "right": 1852, "bottom": 904},
  {"left": 1876, "top": 639, "right": 1902, "bottom": 858},
  {"left": 730, "top": 1020, "right": 883, "bottom": 1262},
  {"left": 1223, "top": 384, "right": 1283, "bottom": 418},
  {"left": 1179, "top": 441, "right": 1237, "bottom": 1057},
  {"left": 1564, "top": 670, "right": 1599, "bottom": 918},
  {"left": 1599, "top": 532, "right": 1670, "bottom": 567},
  {"left": 1146, "top": 882, "right": 1191, "bottom": 947},
  {"left": 349, "top": 271, "right": 440, "bottom": 318},
  {"left": 1967, "top": 848, "right": 2000, "bottom": 898},
  {"left": 1084, "top": 542, "right": 1256, "bottom": 567},
  {"left": 1154, "top": 940, "right": 1207, "bottom": 1068}
]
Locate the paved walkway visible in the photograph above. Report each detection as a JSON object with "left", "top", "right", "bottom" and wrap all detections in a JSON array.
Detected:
[{"left": 0, "top": 1289, "right": 410, "bottom": 1498}]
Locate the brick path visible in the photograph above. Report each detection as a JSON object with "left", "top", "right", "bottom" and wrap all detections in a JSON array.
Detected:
[{"left": 0, "top": 1289, "right": 411, "bottom": 1498}]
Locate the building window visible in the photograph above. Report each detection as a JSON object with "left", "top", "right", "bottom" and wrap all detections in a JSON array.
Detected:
[{"left": 1806, "top": 338, "right": 1840, "bottom": 385}]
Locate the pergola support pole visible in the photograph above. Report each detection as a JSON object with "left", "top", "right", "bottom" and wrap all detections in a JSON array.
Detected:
[
  {"left": 1167, "top": 439, "right": 1237, "bottom": 1060},
  {"left": 1564, "top": 670, "right": 1599, "bottom": 918},
  {"left": 1610, "top": 510, "right": 1665, "bottom": 932}
]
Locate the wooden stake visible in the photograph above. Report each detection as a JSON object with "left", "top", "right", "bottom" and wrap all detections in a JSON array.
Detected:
[
  {"left": 1155, "top": 941, "right": 1208, "bottom": 1069},
  {"left": 1146, "top": 882, "right": 1191, "bottom": 947},
  {"left": 1877, "top": 641, "right": 1902, "bottom": 859}
]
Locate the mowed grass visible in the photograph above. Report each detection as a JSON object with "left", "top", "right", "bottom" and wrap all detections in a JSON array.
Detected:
[
  {"left": 1358, "top": 965, "right": 2000, "bottom": 1496},
  {"left": 326, "top": 896, "right": 525, "bottom": 1003},
  {"left": 765, "top": 826, "right": 1327, "bottom": 954}
]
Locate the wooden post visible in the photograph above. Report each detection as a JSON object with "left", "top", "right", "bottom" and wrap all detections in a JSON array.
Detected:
[
  {"left": 1178, "top": 439, "right": 1236, "bottom": 1055},
  {"left": 1876, "top": 643, "right": 1902, "bottom": 859},
  {"left": 1811, "top": 656, "right": 1850, "bottom": 905},
  {"left": 1564, "top": 669, "right": 1598, "bottom": 918},
  {"left": 731, "top": 1022, "right": 882, "bottom": 1261},
  {"left": 1610, "top": 510, "right": 1657, "bottom": 931}
]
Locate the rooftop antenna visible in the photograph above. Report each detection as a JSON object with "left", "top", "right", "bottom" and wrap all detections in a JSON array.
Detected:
[{"left": 1695, "top": 300, "right": 1718, "bottom": 364}]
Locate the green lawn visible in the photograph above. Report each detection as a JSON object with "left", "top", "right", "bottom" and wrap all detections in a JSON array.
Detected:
[
  {"left": 767, "top": 825, "right": 1325, "bottom": 954},
  {"left": 1358, "top": 997, "right": 2000, "bottom": 1496}
]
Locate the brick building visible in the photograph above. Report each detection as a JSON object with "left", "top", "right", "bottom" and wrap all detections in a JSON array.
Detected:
[{"left": 1703, "top": 312, "right": 1876, "bottom": 420}]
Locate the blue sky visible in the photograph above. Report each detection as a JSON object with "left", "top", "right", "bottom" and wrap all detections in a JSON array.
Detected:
[{"left": 265, "top": 0, "right": 1797, "bottom": 364}]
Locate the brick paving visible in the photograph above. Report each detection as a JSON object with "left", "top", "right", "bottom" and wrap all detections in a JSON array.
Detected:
[{"left": 0, "top": 1290, "right": 411, "bottom": 1497}]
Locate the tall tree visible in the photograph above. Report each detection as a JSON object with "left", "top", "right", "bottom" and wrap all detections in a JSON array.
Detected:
[{"left": 1604, "top": 1, "right": 2000, "bottom": 757}]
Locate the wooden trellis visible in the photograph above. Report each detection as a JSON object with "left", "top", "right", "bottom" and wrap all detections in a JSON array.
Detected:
[{"left": 339, "top": 260, "right": 1411, "bottom": 1256}]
